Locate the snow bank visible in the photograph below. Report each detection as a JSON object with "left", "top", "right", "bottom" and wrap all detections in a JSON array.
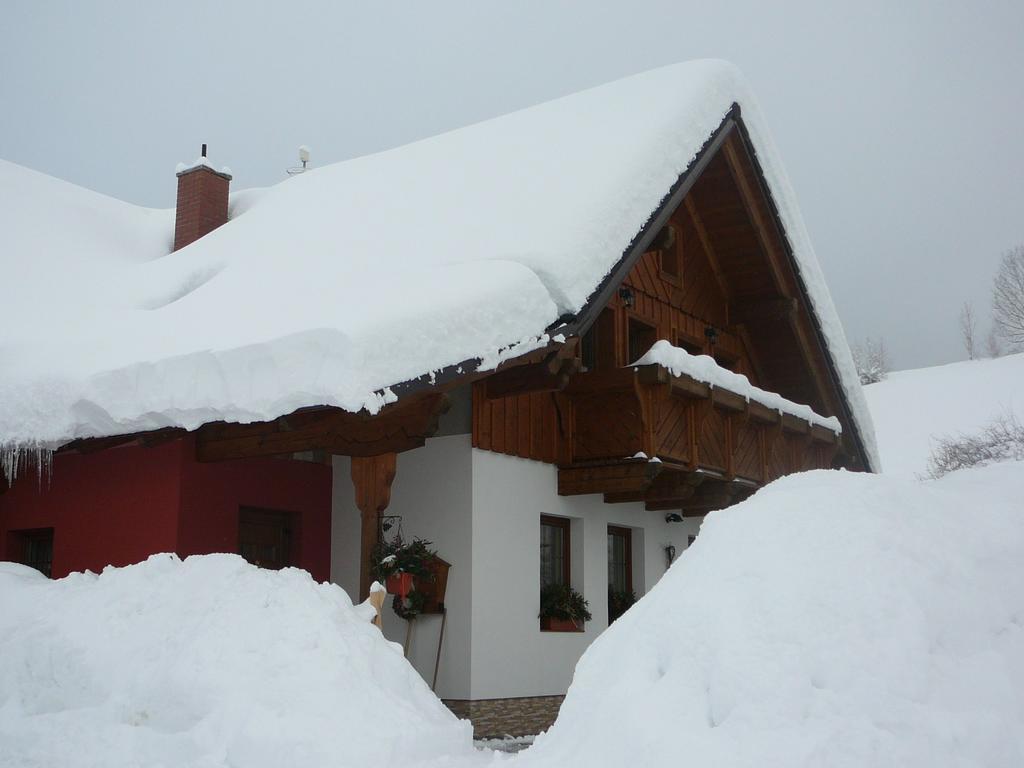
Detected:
[
  {"left": 0, "top": 60, "right": 875, "bottom": 471},
  {"left": 635, "top": 340, "right": 841, "bottom": 432},
  {"left": 519, "top": 463, "right": 1024, "bottom": 768},
  {"left": 0, "top": 554, "right": 474, "bottom": 768},
  {"left": 864, "top": 352, "right": 1024, "bottom": 477}
]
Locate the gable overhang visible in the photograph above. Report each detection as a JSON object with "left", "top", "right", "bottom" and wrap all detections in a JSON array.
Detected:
[{"left": 559, "top": 105, "right": 874, "bottom": 472}]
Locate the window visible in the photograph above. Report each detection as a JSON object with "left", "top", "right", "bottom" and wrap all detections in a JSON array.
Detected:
[
  {"left": 713, "top": 351, "right": 739, "bottom": 373},
  {"left": 607, "top": 526, "right": 633, "bottom": 624},
  {"left": 540, "top": 515, "right": 570, "bottom": 588},
  {"left": 656, "top": 225, "right": 681, "bottom": 282},
  {"left": 627, "top": 317, "right": 657, "bottom": 364},
  {"left": 239, "top": 507, "right": 295, "bottom": 570},
  {"left": 581, "top": 308, "right": 616, "bottom": 371},
  {"left": 16, "top": 528, "right": 54, "bottom": 578},
  {"left": 677, "top": 335, "right": 704, "bottom": 357}
]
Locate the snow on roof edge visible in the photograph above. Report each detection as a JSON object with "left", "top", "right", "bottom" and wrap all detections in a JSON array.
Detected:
[{"left": 634, "top": 340, "right": 842, "bottom": 433}]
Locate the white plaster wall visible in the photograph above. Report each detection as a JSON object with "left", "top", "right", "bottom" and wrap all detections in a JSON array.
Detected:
[
  {"left": 331, "top": 434, "right": 474, "bottom": 700},
  {"left": 469, "top": 448, "right": 700, "bottom": 700}
]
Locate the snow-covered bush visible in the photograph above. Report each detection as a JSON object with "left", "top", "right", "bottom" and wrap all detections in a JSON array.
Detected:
[
  {"left": 851, "top": 336, "right": 889, "bottom": 384},
  {"left": 926, "top": 412, "right": 1024, "bottom": 478}
]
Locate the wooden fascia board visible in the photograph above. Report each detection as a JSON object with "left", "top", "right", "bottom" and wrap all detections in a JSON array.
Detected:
[{"left": 195, "top": 392, "right": 450, "bottom": 462}]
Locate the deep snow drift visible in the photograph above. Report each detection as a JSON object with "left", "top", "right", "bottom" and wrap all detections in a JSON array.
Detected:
[
  {"left": 0, "top": 59, "right": 876, "bottom": 473},
  {"left": 863, "top": 352, "right": 1024, "bottom": 477},
  {"left": 3, "top": 469, "right": 1022, "bottom": 767},
  {"left": 0, "top": 554, "right": 474, "bottom": 768},
  {"left": 518, "top": 463, "right": 1024, "bottom": 768}
]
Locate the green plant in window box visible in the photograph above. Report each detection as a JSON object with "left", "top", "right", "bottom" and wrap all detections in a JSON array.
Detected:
[
  {"left": 607, "top": 585, "right": 636, "bottom": 624},
  {"left": 539, "top": 583, "right": 592, "bottom": 631}
]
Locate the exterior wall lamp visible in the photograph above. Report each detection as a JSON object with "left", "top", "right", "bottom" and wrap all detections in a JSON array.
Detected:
[{"left": 618, "top": 286, "right": 636, "bottom": 308}]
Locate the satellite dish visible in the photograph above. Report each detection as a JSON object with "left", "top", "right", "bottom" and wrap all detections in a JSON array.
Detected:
[{"left": 286, "top": 145, "right": 312, "bottom": 176}]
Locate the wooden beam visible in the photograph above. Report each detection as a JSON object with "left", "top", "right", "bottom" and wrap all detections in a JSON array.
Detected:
[
  {"left": 730, "top": 297, "right": 798, "bottom": 327},
  {"left": 604, "top": 466, "right": 704, "bottom": 505},
  {"left": 810, "top": 423, "right": 839, "bottom": 445},
  {"left": 195, "top": 393, "right": 449, "bottom": 462},
  {"left": 680, "top": 479, "right": 738, "bottom": 514},
  {"left": 558, "top": 459, "right": 663, "bottom": 496},
  {"left": 650, "top": 476, "right": 746, "bottom": 514},
  {"left": 58, "top": 434, "right": 137, "bottom": 455},
  {"left": 484, "top": 354, "right": 580, "bottom": 399},
  {"left": 57, "top": 426, "right": 188, "bottom": 456},
  {"left": 684, "top": 196, "right": 732, "bottom": 302},
  {"left": 351, "top": 453, "right": 397, "bottom": 601}
]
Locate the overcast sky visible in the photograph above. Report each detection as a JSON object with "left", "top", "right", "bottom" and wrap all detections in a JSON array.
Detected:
[{"left": 2, "top": 0, "right": 1021, "bottom": 370}]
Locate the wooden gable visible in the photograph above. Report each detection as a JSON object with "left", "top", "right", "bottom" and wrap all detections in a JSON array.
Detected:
[{"left": 473, "top": 113, "right": 862, "bottom": 515}]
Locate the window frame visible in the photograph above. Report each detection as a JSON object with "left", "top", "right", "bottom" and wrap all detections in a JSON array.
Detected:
[
  {"left": 626, "top": 313, "right": 659, "bottom": 365},
  {"left": 607, "top": 524, "right": 633, "bottom": 594},
  {"left": 676, "top": 332, "right": 705, "bottom": 357},
  {"left": 580, "top": 307, "right": 617, "bottom": 372},
  {"left": 540, "top": 514, "right": 571, "bottom": 588},
  {"left": 238, "top": 506, "right": 298, "bottom": 571},
  {"left": 657, "top": 224, "right": 682, "bottom": 286},
  {"left": 15, "top": 527, "right": 54, "bottom": 578}
]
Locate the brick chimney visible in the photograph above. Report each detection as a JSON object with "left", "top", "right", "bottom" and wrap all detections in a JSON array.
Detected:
[{"left": 173, "top": 144, "right": 232, "bottom": 251}]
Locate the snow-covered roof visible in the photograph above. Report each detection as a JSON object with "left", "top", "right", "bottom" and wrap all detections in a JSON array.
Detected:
[{"left": 0, "top": 59, "right": 878, "bottom": 469}]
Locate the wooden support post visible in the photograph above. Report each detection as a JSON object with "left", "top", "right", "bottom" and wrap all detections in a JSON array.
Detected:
[
  {"left": 369, "top": 585, "right": 386, "bottom": 629},
  {"left": 351, "top": 453, "right": 398, "bottom": 601}
]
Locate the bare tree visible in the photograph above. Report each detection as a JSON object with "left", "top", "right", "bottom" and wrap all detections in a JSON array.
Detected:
[
  {"left": 985, "top": 326, "right": 1004, "bottom": 358},
  {"left": 852, "top": 337, "right": 889, "bottom": 385},
  {"left": 992, "top": 245, "right": 1024, "bottom": 349},
  {"left": 959, "top": 302, "right": 977, "bottom": 359}
]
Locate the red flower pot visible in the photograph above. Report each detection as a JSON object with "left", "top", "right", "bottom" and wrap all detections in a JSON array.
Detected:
[
  {"left": 386, "top": 572, "right": 414, "bottom": 600},
  {"left": 540, "top": 616, "right": 581, "bottom": 632}
]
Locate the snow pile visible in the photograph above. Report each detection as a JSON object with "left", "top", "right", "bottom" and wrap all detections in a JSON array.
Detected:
[
  {"left": 863, "top": 352, "right": 1024, "bottom": 477},
  {"left": 635, "top": 340, "right": 841, "bottom": 432},
  {"left": 0, "top": 554, "right": 474, "bottom": 768},
  {"left": 0, "top": 59, "right": 875, "bottom": 470},
  {"left": 519, "top": 463, "right": 1024, "bottom": 768}
]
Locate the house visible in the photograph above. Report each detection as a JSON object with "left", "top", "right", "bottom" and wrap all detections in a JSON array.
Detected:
[{"left": 0, "top": 60, "right": 877, "bottom": 737}]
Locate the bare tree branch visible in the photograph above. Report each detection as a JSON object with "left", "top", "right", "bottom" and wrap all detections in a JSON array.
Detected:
[
  {"left": 992, "top": 245, "right": 1024, "bottom": 349},
  {"left": 959, "top": 302, "right": 977, "bottom": 359}
]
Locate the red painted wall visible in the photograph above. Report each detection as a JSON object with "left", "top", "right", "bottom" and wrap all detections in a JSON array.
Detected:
[
  {"left": 176, "top": 435, "right": 332, "bottom": 581},
  {"left": 0, "top": 436, "right": 333, "bottom": 581},
  {"left": 0, "top": 440, "right": 183, "bottom": 578}
]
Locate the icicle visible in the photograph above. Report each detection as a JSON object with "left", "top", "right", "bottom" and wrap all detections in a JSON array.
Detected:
[{"left": 1, "top": 442, "right": 54, "bottom": 488}]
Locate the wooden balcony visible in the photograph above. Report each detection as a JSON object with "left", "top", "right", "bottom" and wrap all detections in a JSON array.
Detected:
[{"left": 555, "top": 365, "right": 839, "bottom": 514}]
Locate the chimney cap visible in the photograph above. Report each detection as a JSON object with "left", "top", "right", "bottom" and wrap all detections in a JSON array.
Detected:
[{"left": 175, "top": 145, "right": 232, "bottom": 180}]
